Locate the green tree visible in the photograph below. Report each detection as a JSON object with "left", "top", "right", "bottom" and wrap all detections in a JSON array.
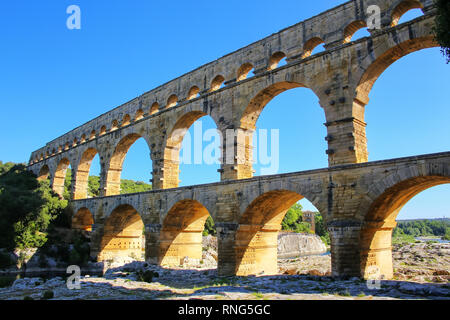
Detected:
[
  {"left": 434, "top": 0, "right": 450, "bottom": 63},
  {"left": 203, "top": 216, "right": 216, "bottom": 236},
  {"left": 0, "top": 163, "right": 67, "bottom": 250}
]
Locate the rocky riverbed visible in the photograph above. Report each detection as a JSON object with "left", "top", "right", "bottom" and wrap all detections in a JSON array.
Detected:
[{"left": 0, "top": 240, "right": 448, "bottom": 300}]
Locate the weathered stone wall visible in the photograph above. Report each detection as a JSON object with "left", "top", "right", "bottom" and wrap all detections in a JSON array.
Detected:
[{"left": 277, "top": 233, "right": 327, "bottom": 259}]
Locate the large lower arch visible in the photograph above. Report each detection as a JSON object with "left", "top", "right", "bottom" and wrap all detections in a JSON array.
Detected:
[
  {"left": 360, "top": 176, "right": 450, "bottom": 280},
  {"left": 52, "top": 158, "right": 70, "bottom": 197},
  {"left": 235, "top": 189, "right": 304, "bottom": 276},
  {"left": 105, "top": 133, "right": 151, "bottom": 196},
  {"left": 72, "top": 207, "right": 94, "bottom": 231},
  {"left": 74, "top": 148, "right": 99, "bottom": 200},
  {"left": 159, "top": 200, "right": 211, "bottom": 267},
  {"left": 98, "top": 204, "right": 144, "bottom": 261},
  {"left": 162, "top": 111, "right": 207, "bottom": 189}
]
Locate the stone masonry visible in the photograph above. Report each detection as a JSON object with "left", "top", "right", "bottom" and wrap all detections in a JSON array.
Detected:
[{"left": 26, "top": 0, "right": 449, "bottom": 279}]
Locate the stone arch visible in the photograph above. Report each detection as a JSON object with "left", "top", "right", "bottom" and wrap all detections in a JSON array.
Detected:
[
  {"left": 268, "top": 51, "right": 286, "bottom": 70},
  {"left": 167, "top": 95, "right": 178, "bottom": 109},
  {"left": 100, "top": 126, "right": 107, "bottom": 136},
  {"left": 302, "top": 37, "right": 324, "bottom": 59},
  {"left": 150, "top": 102, "right": 159, "bottom": 115},
  {"left": 210, "top": 75, "right": 225, "bottom": 92},
  {"left": 159, "top": 199, "right": 212, "bottom": 267},
  {"left": 236, "top": 189, "right": 313, "bottom": 275},
  {"left": 74, "top": 148, "right": 100, "bottom": 200},
  {"left": 90, "top": 130, "right": 96, "bottom": 140},
  {"left": 111, "top": 120, "right": 119, "bottom": 131},
  {"left": 390, "top": 0, "right": 423, "bottom": 27},
  {"left": 72, "top": 207, "right": 94, "bottom": 231},
  {"left": 134, "top": 109, "right": 144, "bottom": 121},
  {"left": 359, "top": 166, "right": 450, "bottom": 279},
  {"left": 343, "top": 20, "right": 367, "bottom": 43},
  {"left": 237, "top": 81, "right": 323, "bottom": 179},
  {"left": 187, "top": 86, "right": 200, "bottom": 100},
  {"left": 355, "top": 36, "right": 438, "bottom": 106},
  {"left": 237, "top": 63, "right": 254, "bottom": 81},
  {"left": 162, "top": 110, "right": 208, "bottom": 189},
  {"left": 105, "top": 133, "right": 151, "bottom": 196},
  {"left": 122, "top": 114, "right": 131, "bottom": 127},
  {"left": 98, "top": 204, "right": 145, "bottom": 261},
  {"left": 37, "top": 165, "right": 50, "bottom": 181},
  {"left": 52, "top": 158, "right": 70, "bottom": 197}
]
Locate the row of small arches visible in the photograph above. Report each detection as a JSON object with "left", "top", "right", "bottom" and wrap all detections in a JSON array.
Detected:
[{"left": 30, "top": 1, "right": 425, "bottom": 165}]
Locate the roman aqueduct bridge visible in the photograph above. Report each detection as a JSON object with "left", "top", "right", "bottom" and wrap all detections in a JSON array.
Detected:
[{"left": 27, "top": 0, "right": 449, "bottom": 279}]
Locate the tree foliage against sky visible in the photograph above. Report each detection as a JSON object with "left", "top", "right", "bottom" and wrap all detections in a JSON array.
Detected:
[
  {"left": 434, "top": 0, "right": 450, "bottom": 63},
  {"left": 0, "top": 162, "right": 67, "bottom": 250}
]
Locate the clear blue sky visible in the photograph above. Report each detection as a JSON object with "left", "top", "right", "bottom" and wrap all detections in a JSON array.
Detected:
[{"left": 0, "top": 1, "right": 448, "bottom": 219}]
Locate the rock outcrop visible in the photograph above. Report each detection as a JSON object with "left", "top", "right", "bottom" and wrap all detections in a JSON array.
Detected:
[{"left": 277, "top": 233, "right": 327, "bottom": 258}]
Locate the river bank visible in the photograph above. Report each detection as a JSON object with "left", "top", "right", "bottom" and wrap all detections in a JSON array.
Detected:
[{"left": 0, "top": 239, "right": 448, "bottom": 300}]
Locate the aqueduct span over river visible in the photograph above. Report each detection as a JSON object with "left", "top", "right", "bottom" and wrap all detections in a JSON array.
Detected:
[{"left": 27, "top": 0, "right": 449, "bottom": 279}]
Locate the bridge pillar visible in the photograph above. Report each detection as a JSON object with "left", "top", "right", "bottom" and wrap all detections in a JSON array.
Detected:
[
  {"left": 89, "top": 223, "right": 103, "bottom": 260},
  {"left": 328, "top": 220, "right": 362, "bottom": 278},
  {"left": 220, "top": 127, "right": 254, "bottom": 181},
  {"left": 322, "top": 93, "right": 369, "bottom": 166},
  {"left": 360, "top": 220, "right": 397, "bottom": 280},
  {"left": 144, "top": 223, "right": 162, "bottom": 264},
  {"left": 216, "top": 222, "right": 239, "bottom": 276}
]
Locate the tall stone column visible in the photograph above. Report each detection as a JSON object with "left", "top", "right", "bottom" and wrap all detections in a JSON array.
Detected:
[
  {"left": 328, "top": 220, "right": 362, "bottom": 278},
  {"left": 216, "top": 222, "right": 239, "bottom": 276},
  {"left": 219, "top": 127, "right": 254, "bottom": 181},
  {"left": 144, "top": 223, "right": 162, "bottom": 264},
  {"left": 89, "top": 223, "right": 103, "bottom": 261},
  {"left": 360, "top": 220, "right": 397, "bottom": 280},
  {"left": 321, "top": 84, "right": 368, "bottom": 166}
]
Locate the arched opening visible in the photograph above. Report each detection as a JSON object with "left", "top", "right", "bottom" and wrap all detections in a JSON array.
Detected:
[
  {"left": 150, "top": 102, "right": 159, "bottom": 115},
  {"left": 110, "top": 120, "right": 119, "bottom": 132},
  {"left": 360, "top": 177, "right": 450, "bottom": 279},
  {"left": 391, "top": 0, "right": 424, "bottom": 27},
  {"left": 302, "top": 37, "right": 324, "bottom": 58},
  {"left": 343, "top": 20, "right": 370, "bottom": 43},
  {"left": 159, "top": 200, "right": 213, "bottom": 268},
  {"left": 237, "top": 63, "right": 255, "bottom": 81},
  {"left": 236, "top": 190, "right": 326, "bottom": 276},
  {"left": 105, "top": 134, "right": 152, "bottom": 196},
  {"left": 167, "top": 95, "right": 178, "bottom": 109},
  {"left": 37, "top": 165, "right": 50, "bottom": 181},
  {"left": 163, "top": 111, "right": 220, "bottom": 188},
  {"left": 240, "top": 82, "right": 327, "bottom": 178},
  {"left": 74, "top": 148, "right": 101, "bottom": 199},
  {"left": 121, "top": 114, "right": 131, "bottom": 127},
  {"left": 357, "top": 41, "right": 446, "bottom": 161},
  {"left": 187, "top": 86, "right": 200, "bottom": 100},
  {"left": 89, "top": 130, "right": 96, "bottom": 140},
  {"left": 72, "top": 208, "right": 94, "bottom": 232},
  {"left": 73, "top": 138, "right": 78, "bottom": 148},
  {"left": 135, "top": 109, "right": 144, "bottom": 121},
  {"left": 268, "top": 52, "right": 287, "bottom": 71},
  {"left": 98, "top": 204, "right": 144, "bottom": 262},
  {"left": 52, "top": 158, "right": 71, "bottom": 198},
  {"left": 210, "top": 75, "right": 225, "bottom": 92},
  {"left": 80, "top": 134, "right": 86, "bottom": 144},
  {"left": 178, "top": 115, "right": 221, "bottom": 187},
  {"left": 100, "top": 126, "right": 106, "bottom": 136}
]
